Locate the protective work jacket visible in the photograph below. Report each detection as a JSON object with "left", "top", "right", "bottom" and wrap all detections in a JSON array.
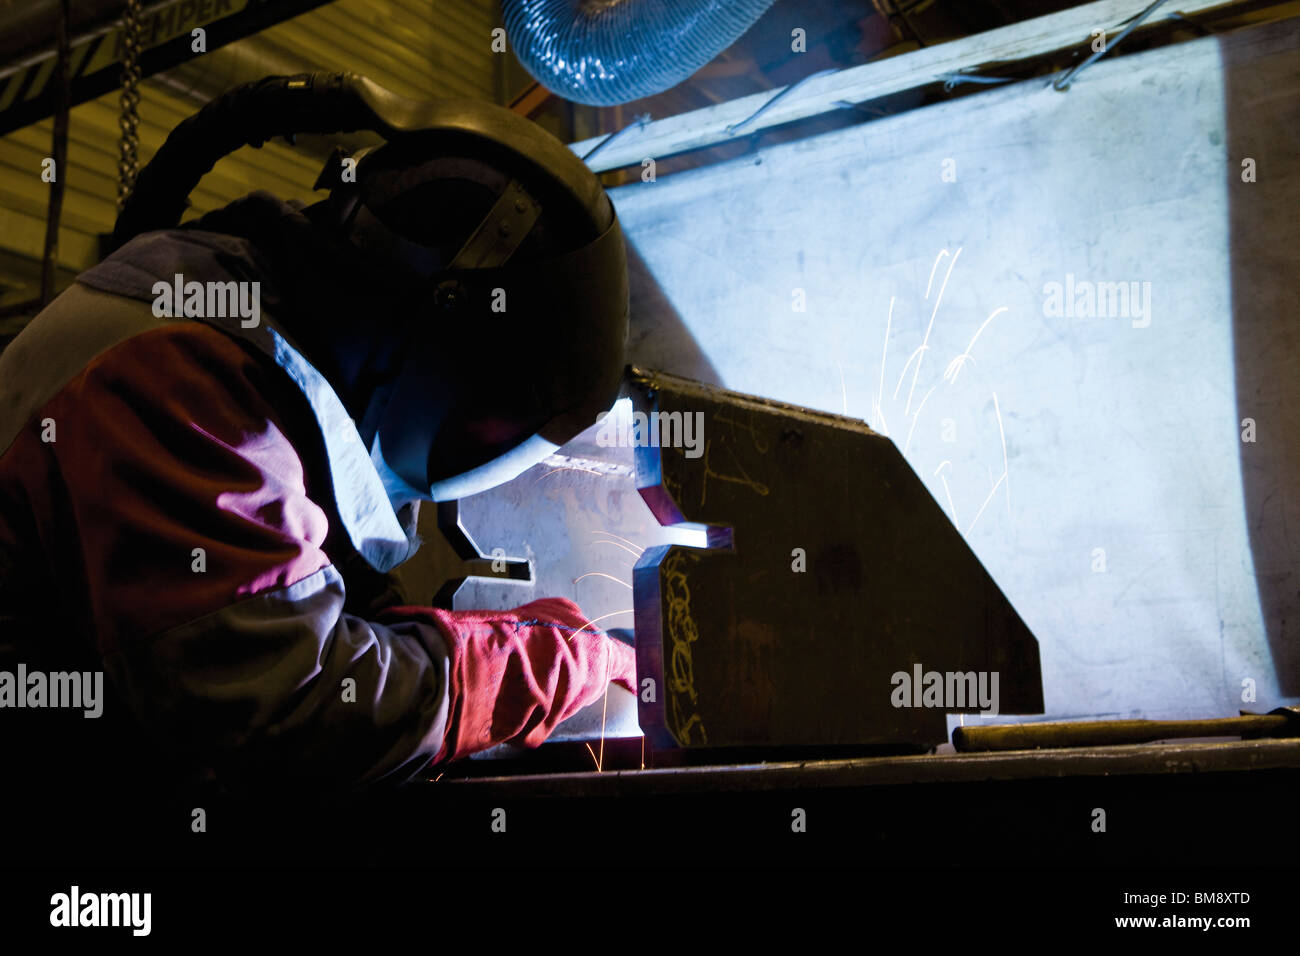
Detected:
[{"left": 0, "top": 193, "right": 634, "bottom": 791}]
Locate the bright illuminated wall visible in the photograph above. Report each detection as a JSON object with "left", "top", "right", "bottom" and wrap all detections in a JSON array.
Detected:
[{"left": 611, "top": 18, "right": 1300, "bottom": 722}]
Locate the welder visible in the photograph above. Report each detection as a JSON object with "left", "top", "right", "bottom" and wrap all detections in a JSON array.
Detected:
[{"left": 0, "top": 75, "right": 635, "bottom": 799}]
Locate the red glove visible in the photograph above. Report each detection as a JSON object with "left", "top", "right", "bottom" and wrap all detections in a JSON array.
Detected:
[{"left": 380, "top": 598, "right": 636, "bottom": 764}]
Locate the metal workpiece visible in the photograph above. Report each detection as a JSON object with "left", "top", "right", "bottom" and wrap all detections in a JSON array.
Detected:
[
  {"left": 626, "top": 367, "right": 1044, "bottom": 751},
  {"left": 397, "top": 367, "right": 1043, "bottom": 755},
  {"left": 394, "top": 415, "right": 692, "bottom": 748}
]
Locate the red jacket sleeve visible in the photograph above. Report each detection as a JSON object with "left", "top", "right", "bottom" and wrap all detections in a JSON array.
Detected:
[{"left": 1, "top": 302, "right": 633, "bottom": 787}]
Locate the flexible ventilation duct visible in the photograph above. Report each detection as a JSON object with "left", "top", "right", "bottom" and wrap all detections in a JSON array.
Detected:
[{"left": 502, "top": 0, "right": 778, "bottom": 107}]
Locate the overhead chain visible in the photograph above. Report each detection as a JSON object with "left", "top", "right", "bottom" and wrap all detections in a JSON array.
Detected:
[{"left": 116, "top": 0, "right": 144, "bottom": 210}]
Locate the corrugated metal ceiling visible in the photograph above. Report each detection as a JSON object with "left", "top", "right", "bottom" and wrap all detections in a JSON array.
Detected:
[{"left": 0, "top": 0, "right": 503, "bottom": 312}]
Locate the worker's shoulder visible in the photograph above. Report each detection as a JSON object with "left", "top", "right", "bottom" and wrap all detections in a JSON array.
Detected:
[{"left": 0, "top": 283, "right": 287, "bottom": 455}]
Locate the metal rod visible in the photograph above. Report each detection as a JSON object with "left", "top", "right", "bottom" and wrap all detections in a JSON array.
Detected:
[{"left": 39, "top": 0, "right": 71, "bottom": 308}]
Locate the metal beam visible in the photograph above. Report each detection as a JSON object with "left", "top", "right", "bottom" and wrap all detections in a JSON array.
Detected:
[
  {"left": 0, "top": 0, "right": 340, "bottom": 136},
  {"left": 625, "top": 368, "right": 1043, "bottom": 751},
  {"left": 568, "top": 0, "right": 1253, "bottom": 171}
]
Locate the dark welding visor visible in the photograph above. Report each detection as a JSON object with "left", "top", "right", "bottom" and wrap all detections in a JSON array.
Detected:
[{"left": 371, "top": 208, "right": 628, "bottom": 500}]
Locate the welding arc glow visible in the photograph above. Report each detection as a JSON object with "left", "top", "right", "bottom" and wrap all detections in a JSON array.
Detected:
[
  {"left": 659, "top": 524, "right": 711, "bottom": 549},
  {"left": 534, "top": 464, "right": 604, "bottom": 483}
]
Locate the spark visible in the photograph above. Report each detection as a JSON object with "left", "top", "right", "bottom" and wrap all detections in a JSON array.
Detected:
[
  {"left": 567, "top": 608, "right": 633, "bottom": 782},
  {"left": 873, "top": 296, "right": 895, "bottom": 435},
  {"left": 965, "top": 396, "right": 1010, "bottom": 536},
  {"left": 641, "top": 735, "right": 645, "bottom": 771},
  {"left": 573, "top": 571, "right": 632, "bottom": 589},
  {"left": 583, "top": 742, "right": 600, "bottom": 771},
  {"left": 598, "top": 653, "right": 611, "bottom": 772},
  {"left": 873, "top": 404, "right": 890, "bottom": 436},
  {"left": 993, "top": 391, "right": 1010, "bottom": 515},
  {"left": 906, "top": 247, "right": 962, "bottom": 415},
  {"left": 934, "top": 461, "right": 959, "bottom": 526},
  {"left": 924, "top": 249, "right": 949, "bottom": 300},
  {"left": 592, "top": 530, "right": 644, "bottom": 554},
  {"left": 893, "top": 343, "right": 926, "bottom": 401},
  {"left": 565, "top": 608, "right": 635, "bottom": 642},
  {"left": 965, "top": 471, "right": 1005, "bottom": 535},
  {"left": 593, "top": 539, "right": 642, "bottom": 559},
  {"left": 944, "top": 306, "right": 1008, "bottom": 384},
  {"left": 903, "top": 384, "right": 938, "bottom": 456}
]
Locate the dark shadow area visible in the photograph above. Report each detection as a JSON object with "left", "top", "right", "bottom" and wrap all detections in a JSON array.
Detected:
[
  {"left": 1224, "top": 17, "right": 1300, "bottom": 695},
  {"left": 624, "top": 240, "right": 723, "bottom": 387}
]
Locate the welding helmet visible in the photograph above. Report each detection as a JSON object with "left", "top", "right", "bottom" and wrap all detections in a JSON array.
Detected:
[
  {"left": 112, "top": 72, "right": 628, "bottom": 501},
  {"left": 319, "top": 115, "right": 627, "bottom": 501}
]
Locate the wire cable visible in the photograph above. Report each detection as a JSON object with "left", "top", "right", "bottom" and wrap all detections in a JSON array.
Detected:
[{"left": 1052, "top": 0, "right": 1171, "bottom": 92}]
